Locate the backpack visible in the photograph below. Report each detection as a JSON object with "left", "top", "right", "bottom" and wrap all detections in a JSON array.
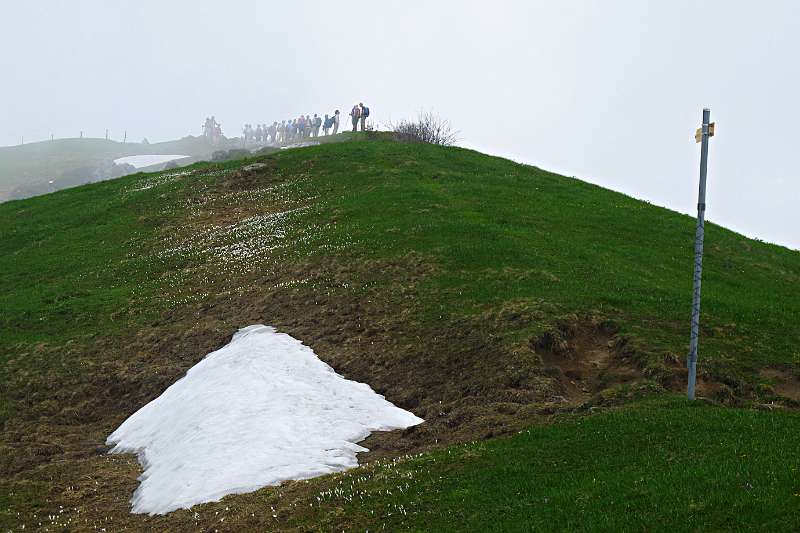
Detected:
[{"left": 363, "top": 107, "right": 370, "bottom": 118}]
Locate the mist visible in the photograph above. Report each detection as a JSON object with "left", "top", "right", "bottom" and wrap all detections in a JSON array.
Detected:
[{"left": 2, "top": 0, "right": 798, "bottom": 249}]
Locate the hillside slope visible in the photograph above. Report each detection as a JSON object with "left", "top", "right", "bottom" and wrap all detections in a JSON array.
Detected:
[
  {"left": 2, "top": 135, "right": 799, "bottom": 530},
  {"left": 0, "top": 136, "right": 228, "bottom": 201}
]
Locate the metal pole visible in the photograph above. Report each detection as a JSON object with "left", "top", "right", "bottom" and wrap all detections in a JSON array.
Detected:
[{"left": 687, "top": 108, "right": 711, "bottom": 400}]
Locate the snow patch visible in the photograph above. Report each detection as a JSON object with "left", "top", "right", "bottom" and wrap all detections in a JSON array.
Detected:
[
  {"left": 114, "top": 154, "right": 190, "bottom": 168},
  {"left": 280, "top": 141, "right": 319, "bottom": 150},
  {"left": 106, "top": 325, "right": 423, "bottom": 515}
]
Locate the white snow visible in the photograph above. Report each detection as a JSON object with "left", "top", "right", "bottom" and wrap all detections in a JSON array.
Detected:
[
  {"left": 113, "top": 154, "right": 190, "bottom": 168},
  {"left": 106, "top": 325, "right": 423, "bottom": 515},
  {"left": 279, "top": 141, "right": 320, "bottom": 150}
]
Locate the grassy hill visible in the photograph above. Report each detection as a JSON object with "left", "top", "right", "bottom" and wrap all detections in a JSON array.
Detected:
[
  {"left": 0, "top": 136, "right": 227, "bottom": 201},
  {"left": 1, "top": 134, "right": 799, "bottom": 530}
]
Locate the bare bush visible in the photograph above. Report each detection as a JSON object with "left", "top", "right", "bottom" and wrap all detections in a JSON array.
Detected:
[{"left": 390, "top": 112, "right": 458, "bottom": 146}]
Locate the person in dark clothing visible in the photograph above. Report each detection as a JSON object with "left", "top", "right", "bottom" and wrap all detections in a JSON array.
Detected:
[
  {"left": 359, "top": 103, "right": 369, "bottom": 131},
  {"left": 323, "top": 114, "right": 331, "bottom": 136}
]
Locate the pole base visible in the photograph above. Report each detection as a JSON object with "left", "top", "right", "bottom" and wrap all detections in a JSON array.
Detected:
[{"left": 687, "top": 360, "right": 697, "bottom": 400}]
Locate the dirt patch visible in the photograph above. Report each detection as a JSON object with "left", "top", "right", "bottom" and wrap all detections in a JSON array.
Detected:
[
  {"left": 760, "top": 368, "right": 800, "bottom": 402},
  {"left": 532, "top": 318, "right": 643, "bottom": 405},
  {"left": 221, "top": 159, "right": 279, "bottom": 190},
  {"left": 695, "top": 378, "right": 736, "bottom": 403}
]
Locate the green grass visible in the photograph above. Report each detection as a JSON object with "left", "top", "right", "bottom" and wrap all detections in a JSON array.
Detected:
[
  {"left": 2, "top": 135, "right": 798, "bottom": 401},
  {"left": 273, "top": 138, "right": 799, "bottom": 373},
  {"left": 305, "top": 398, "right": 800, "bottom": 531},
  {"left": 0, "top": 171, "right": 178, "bottom": 350},
  {"left": 2, "top": 134, "right": 799, "bottom": 530}
]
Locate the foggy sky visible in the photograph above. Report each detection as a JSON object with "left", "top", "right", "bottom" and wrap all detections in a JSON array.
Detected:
[{"left": 2, "top": 1, "right": 798, "bottom": 249}]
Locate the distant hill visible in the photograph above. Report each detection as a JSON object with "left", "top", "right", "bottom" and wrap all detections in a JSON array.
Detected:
[{"left": 0, "top": 136, "right": 234, "bottom": 201}]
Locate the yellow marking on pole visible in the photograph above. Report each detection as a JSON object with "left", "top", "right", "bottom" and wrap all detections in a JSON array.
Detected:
[{"left": 695, "top": 123, "right": 716, "bottom": 143}]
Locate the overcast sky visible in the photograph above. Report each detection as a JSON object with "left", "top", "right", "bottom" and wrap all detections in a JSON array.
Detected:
[{"left": 2, "top": 1, "right": 798, "bottom": 249}]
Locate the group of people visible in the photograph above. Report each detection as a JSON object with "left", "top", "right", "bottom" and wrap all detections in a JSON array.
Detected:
[
  {"left": 348, "top": 102, "right": 370, "bottom": 132},
  {"left": 241, "top": 111, "right": 340, "bottom": 146},
  {"left": 237, "top": 102, "right": 371, "bottom": 147},
  {"left": 202, "top": 116, "right": 224, "bottom": 142}
]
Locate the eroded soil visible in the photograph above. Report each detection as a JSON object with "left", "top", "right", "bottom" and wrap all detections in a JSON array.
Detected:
[{"left": 760, "top": 368, "right": 800, "bottom": 402}]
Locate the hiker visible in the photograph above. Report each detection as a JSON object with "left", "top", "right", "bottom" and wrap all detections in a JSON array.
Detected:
[
  {"left": 269, "top": 122, "right": 278, "bottom": 144},
  {"left": 333, "top": 110, "right": 340, "bottom": 134},
  {"left": 305, "top": 115, "right": 312, "bottom": 138},
  {"left": 256, "top": 124, "right": 264, "bottom": 143},
  {"left": 359, "top": 103, "right": 369, "bottom": 131},
  {"left": 350, "top": 104, "right": 360, "bottom": 132},
  {"left": 206, "top": 116, "right": 220, "bottom": 140},
  {"left": 313, "top": 114, "right": 322, "bottom": 137},
  {"left": 323, "top": 114, "right": 331, "bottom": 136}
]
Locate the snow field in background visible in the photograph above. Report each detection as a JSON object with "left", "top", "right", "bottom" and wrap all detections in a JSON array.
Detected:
[
  {"left": 114, "top": 154, "right": 190, "bottom": 168},
  {"left": 106, "top": 325, "right": 423, "bottom": 515}
]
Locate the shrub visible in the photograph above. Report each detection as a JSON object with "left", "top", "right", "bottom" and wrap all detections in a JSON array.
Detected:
[{"left": 391, "top": 112, "right": 458, "bottom": 146}]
